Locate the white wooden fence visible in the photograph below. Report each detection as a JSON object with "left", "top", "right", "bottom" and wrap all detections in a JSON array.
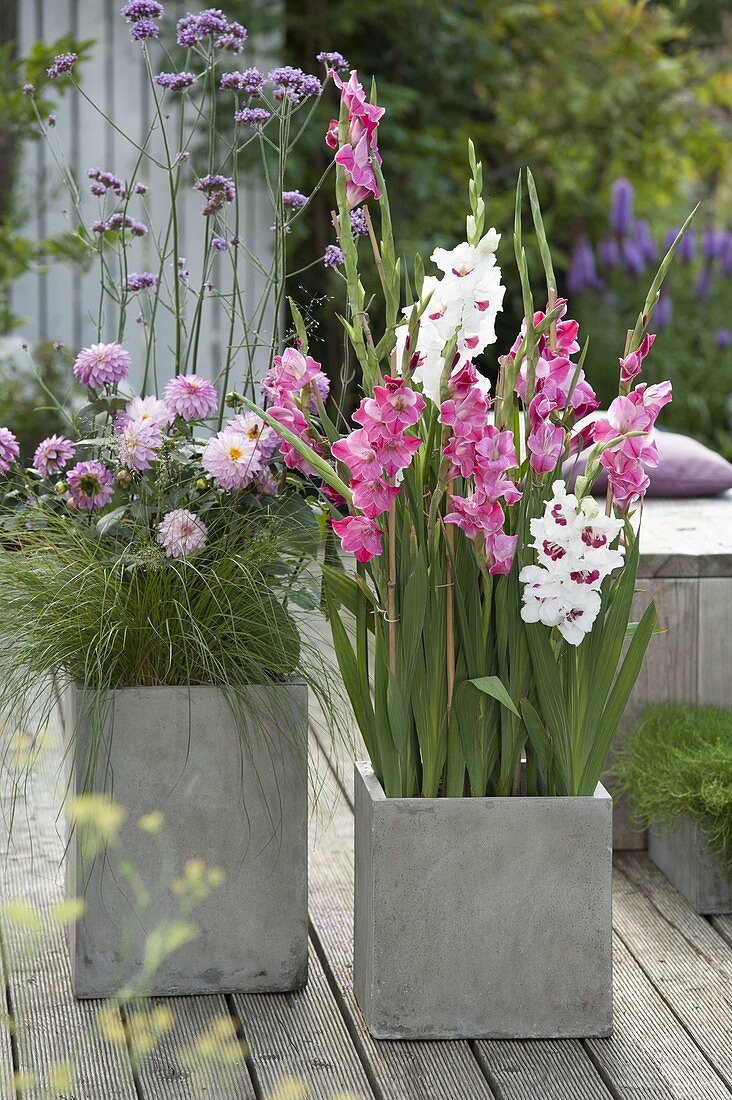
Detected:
[{"left": 11, "top": 0, "right": 274, "bottom": 392}]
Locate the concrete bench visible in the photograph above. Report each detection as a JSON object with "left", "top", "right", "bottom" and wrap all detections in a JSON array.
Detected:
[{"left": 611, "top": 492, "right": 732, "bottom": 848}]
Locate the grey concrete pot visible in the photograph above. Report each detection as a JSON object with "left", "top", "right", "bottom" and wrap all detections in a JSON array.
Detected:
[
  {"left": 354, "top": 761, "right": 613, "bottom": 1040},
  {"left": 648, "top": 814, "right": 731, "bottom": 914},
  {"left": 65, "top": 682, "right": 308, "bottom": 998}
]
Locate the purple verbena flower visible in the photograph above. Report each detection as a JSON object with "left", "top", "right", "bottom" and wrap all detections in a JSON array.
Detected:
[
  {"left": 154, "top": 71, "right": 196, "bottom": 91},
  {"left": 282, "top": 190, "right": 307, "bottom": 210},
  {"left": 66, "top": 460, "right": 115, "bottom": 511},
  {"left": 134, "top": 182, "right": 148, "bottom": 195},
  {"left": 324, "top": 244, "right": 344, "bottom": 268},
  {"left": 316, "top": 51, "right": 349, "bottom": 72},
  {"left": 22, "top": 83, "right": 34, "bottom": 95},
  {"left": 266, "top": 66, "right": 322, "bottom": 104},
  {"left": 87, "top": 168, "right": 124, "bottom": 195},
  {"left": 48, "top": 53, "right": 77, "bottom": 79},
  {"left": 609, "top": 178, "right": 634, "bottom": 236},
  {"left": 121, "top": 0, "right": 164, "bottom": 20},
  {"left": 211, "top": 236, "right": 228, "bottom": 251},
  {"left": 48, "top": 114, "right": 57, "bottom": 128},
  {"left": 90, "top": 182, "right": 106, "bottom": 196},
  {"left": 106, "top": 212, "right": 148, "bottom": 236},
  {"left": 215, "top": 21, "right": 247, "bottom": 53},
  {"left": 175, "top": 150, "right": 190, "bottom": 164},
  {"left": 349, "top": 206, "right": 368, "bottom": 237},
  {"left": 234, "top": 107, "right": 270, "bottom": 127},
  {"left": 130, "top": 19, "right": 160, "bottom": 39},
  {"left": 194, "top": 173, "right": 235, "bottom": 215},
  {"left": 124, "top": 272, "right": 158, "bottom": 291},
  {"left": 715, "top": 328, "right": 732, "bottom": 348},
  {"left": 221, "top": 67, "right": 264, "bottom": 94}
]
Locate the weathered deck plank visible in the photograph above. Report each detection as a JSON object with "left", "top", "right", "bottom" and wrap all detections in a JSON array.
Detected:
[
  {"left": 308, "top": 724, "right": 496, "bottom": 1100},
  {"left": 711, "top": 915, "right": 732, "bottom": 950},
  {"left": 128, "top": 996, "right": 256, "bottom": 1099},
  {"left": 613, "top": 855, "right": 732, "bottom": 1089},
  {"left": 585, "top": 932, "right": 731, "bottom": 1100},
  {"left": 234, "top": 940, "right": 375, "bottom": 1099},
  {"left": 0, "top": 765, "right": 138, "bottom": 1100},
  {"left": 473, "top": 1040, "right": 613, "bottom": 1099}
]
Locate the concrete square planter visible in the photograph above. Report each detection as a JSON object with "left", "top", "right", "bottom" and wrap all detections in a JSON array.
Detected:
[
  {"left": 66, "top": 682, "right": 308, "bottom": 998},
  {"left": 649, "top": 815, "right": 731, "bottom": 914},
  {"left": 354, "top": 761, "right": 613, "bottom": 1039}
]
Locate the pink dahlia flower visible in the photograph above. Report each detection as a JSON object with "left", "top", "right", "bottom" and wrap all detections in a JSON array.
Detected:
[
  {"left": 117, "top": 420, "right": 163, "bottom": 472},
  {"left": 228, "top": 412, "right": 279, "bottom": 462},
  {"left": 33, "top": 434, "right": 76, "bottom": 478},
  {"left": 117, "top": 395, "right": 174, "bottom": 430},
  {"left": 331, "top": 514, "right": 383, "bottom": 563},
  {"left": 164, "top": 374, "right": 218, "bottom": 421},
  {"left": 67, "top": 460, "right": 115, "bottom": 511},
  {"left": 73, "top": 343, "right": 131, "bottom": 388},
  {"left": 156, "top": 508, "right": 208, "bottom": 559},
  {"left": 202, "top": 428, "right": 263, "bottom": 490},
  {"left": 0, "top": 427, "right": 20, "bottom": 474}
]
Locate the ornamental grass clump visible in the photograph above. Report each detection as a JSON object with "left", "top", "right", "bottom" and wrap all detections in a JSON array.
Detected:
[
  {"left": 613, "top": 705, "right": 732, "bottom": 869},
  {"left": 237, "top": 72, "right": 695, "bottom": 800}
]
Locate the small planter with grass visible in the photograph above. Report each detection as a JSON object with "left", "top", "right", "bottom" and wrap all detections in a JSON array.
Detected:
[{"left": 614, "top": 705, "right": 732, "bottom": 914}]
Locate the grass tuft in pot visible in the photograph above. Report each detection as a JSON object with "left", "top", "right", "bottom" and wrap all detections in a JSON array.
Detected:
[{"left": 613, "top": 704, "right": 732, "bottom": 868}]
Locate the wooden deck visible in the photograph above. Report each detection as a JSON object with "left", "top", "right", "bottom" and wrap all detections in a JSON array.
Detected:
[{"left": 0, "top": 696, "right": 730, "bottom": 1100}]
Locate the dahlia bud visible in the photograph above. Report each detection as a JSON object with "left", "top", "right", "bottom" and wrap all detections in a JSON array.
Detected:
[
  {"left": 54, "top": 480, "right": 68, "bottom": 495},
  {"left": 196, "top": 477, "right": 209, "bottom": 491},
  {"left": 116, "top": 469, "right": 132, "bottom": 486}
]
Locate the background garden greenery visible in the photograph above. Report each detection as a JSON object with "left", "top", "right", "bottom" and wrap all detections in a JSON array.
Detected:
[{"left": 1, "top": 0, "right": 731, "bottom": 444}]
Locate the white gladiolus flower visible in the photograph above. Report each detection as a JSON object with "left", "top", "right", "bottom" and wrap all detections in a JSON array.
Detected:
[{"left": 521, "top": 480, "right": 625, "bottom": 646}]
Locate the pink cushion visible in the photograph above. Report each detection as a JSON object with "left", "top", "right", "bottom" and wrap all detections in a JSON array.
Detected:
[{"left": 566, "top": 429, "right": 732, "bottom": 498}]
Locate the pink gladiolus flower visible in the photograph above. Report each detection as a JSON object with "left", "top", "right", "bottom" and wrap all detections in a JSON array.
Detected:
[
  {"left": 475, "top": 471, "right": 523, "bottom": 507},
  {"left": 335, "top": 134, "right": 381, "bottom": 207},
  {"left": 374, "top": 433, "right": 422, "bottom": 477},
  {"left": 474, "top": 426, "right": 515, "bottom": 473},
  {"left": 619, "top": 333, "right": 655, "bottom": 387},
  {"left": 352, "top": 397, "right": 387, "bottom": 440},
  {"left": 444, "top": 434, "right": 480, "bottom": 478},
  {"left": 351, "top": 477, "right": 400, "bottom": 519},
  {"left": 164, "top": 374, "right": 218, "bottom": 420},
  {"left": 331, "top": 514, "right": 383, "bottom": 563},
  {"left": 594, "top": 395, "right": 651, "bottom": 444},
  {"left": 631, "top": 380, "right": 672, "bottom": 423},
  {"left": 156, "top": 508, "right": 207, "bottom": 558},
  {"left": 371, "top": 377, "right": 425, "bottom": 431},
  {"left": 444, "top": 495, "right": 504, "bottom": 540},
  {"left": 332, "top": 429, "right": 382, "bottom": 482},
  {"left": 0, "top": 427, "right": 19, "bottom": 474},
  {"left": 67, "top": 460, "right": 115, "bottom": 511},
  {"left": 329, "top": 69, "right": 384, "bottom": 207},
  {"left": 73, "top": 342, "right": 131, "bottom": 388},
  {"left": 33, "top": 434, "right": 75, "bottom": 478},
  {"left": 599, "top": 449, "right": 651, "bottom": 511},
  {"left": 486, "top": 530, "right": 518, "bottom": 575},
  {"left": 266, "top": 404, "right": 321, "bottom": 475},
  {"left": 440, "top": 390, "right": 489, "bottom": 438},
  {"left": 528, "top": 421, "right": 566, "bottom": 474}
]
